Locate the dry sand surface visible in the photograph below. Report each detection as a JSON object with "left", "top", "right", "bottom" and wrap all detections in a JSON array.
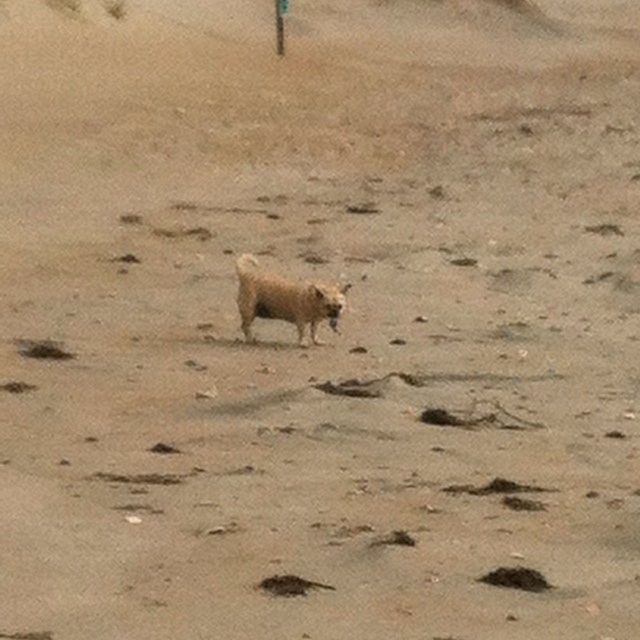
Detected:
[{"left": 1, "top": 0, "right": 640, "bottom": 638}]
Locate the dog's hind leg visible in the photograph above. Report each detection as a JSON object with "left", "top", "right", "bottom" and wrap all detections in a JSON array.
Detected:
[{"left": 238, "top": 297, "right": 257, "bottom": 343}]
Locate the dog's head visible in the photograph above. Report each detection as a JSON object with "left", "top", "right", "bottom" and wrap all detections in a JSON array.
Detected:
[{"left": 310, "top": 283, "right": 351, "bottom": 328}]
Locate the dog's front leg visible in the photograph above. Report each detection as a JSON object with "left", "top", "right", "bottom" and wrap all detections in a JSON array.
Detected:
[
  {"left": 310, "top": 321, "right": 325, "bottom": 346},
  {"left": 297, "top": 322, "right": 309, "bottom": 348}
]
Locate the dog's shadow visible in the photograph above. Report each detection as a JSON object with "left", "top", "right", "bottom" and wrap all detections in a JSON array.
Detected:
[{"left": 203, "top": 336, "right": 302, "bottom": 352}]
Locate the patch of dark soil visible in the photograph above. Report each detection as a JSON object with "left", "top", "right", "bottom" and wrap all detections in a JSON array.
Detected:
[
  {"left": 0, "top": 381, "right": 37, "bottom": 393},
  {"left": 206, "top": 205, "right": 269, "bottom": 215},
  {"left": 490, "top": 321, "right": 532, "bottom": 342},
  {"left": 0, "top": 634, "right": 54, "bottom": 640},
  {"left": 259, "top": 574, "right": 335, "bottom": 597},
  {"left": 169, "top": 201, "right": 198, "bottom": 211},
  {"left": 605, "top": 431, "right": 626, "bottom": 439},
  {"left": 478, "top": 566, "right": 553, "bottom": 592},
  {"left": 450, "top": 257, "right": 477, "bottom": 267},
  {"left": 119, "top": 214, "right": 143, "bottom": 225},
  {"left": 148, "top": 443, "right": 181, "bottom": 454},
  {"left": 443, "top": 477, "right": 553, "bottom": 495},
  {"left": 503, "top": 496, "right": 546, "bottom": 511},
  {"left": 18, "top": 341, "right": 74, "bottom": 360},
  {"left": 315, "top": 379, "right": 383, "bottom": 398},
  {"left": 184, "top": 359, "right": 207, "bottom": 371},
  {"left": 331, "top": 523, "right": 375, "bottom": 539},
  {"left": 91, "top": 472, "right": 184, "bottom": 485},
  {"left": 370, "top": 530, "right": 416, "bottom": 547},
  {"left": 404, "top": 371, "right": 562, "bottom": 384},
  {"left": 299, "top": 251, "right": 330, "bottom": 264},
  {"left": 389, "top": 338, "right": 407, "bottom": 345},
  {"left": 153, "top": 226, "right": 213, "bottom": 241},
  {"left": 112, "top": 504, "right": 164, "bottom": 514},
  {"left": 344, "top": 255, "right": 375, "bottom": 264},
  {"left": 206, "top": 522, "right": 241, "bottom": 535},
  {"left": 221, "top": 465, "right": 261, "bottom": 476},
  {"left": 111, "top": 253, "right": 141, "bottom": 264},
  {"left": 472, "top": 104, "right": 592, "bottom": 123},
  {"left": 277, "top": 426, "right": 297, "bottom": 434},
  {"left": 583, "top": 271, "right": 615, "bottom": 285},
  {"left": 428, "top": 185, "right": 446, "bottom": 199},
  {"left": 585, "top": 224, "right": 624, "bottom": 237},
  {"left": 349, "top": 346, "right": 368, "bottom": 354},
  {"left": 420, "top": 408, "right": 469, "bottom": 427},
  {"left": 346, "top": 203, "right": 380, "bottom": 214},
  {"left": 421, "top": 400, "right": 547, "bottom": 431},
  {"left": 390, "top": 372, "right": 423, "bottom": 386}
]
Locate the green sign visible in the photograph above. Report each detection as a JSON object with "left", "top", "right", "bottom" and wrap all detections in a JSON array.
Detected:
[{"left": 278, "top": 0, "right": 289, "bottom": 15}]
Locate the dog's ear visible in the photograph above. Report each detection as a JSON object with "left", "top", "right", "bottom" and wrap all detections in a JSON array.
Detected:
[
  {"left": 311, "top": 285, "right": 324, "bottom": 300},
  {"left": 340, "top": 283, "right": 353, "bottom": 295}
]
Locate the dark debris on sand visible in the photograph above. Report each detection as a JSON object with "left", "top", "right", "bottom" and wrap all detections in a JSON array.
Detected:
[
  {"left": 111, "top": 253, "right": 141, "bottom": 264},
  {"left": 18, "top": 340, "right": 74, "bottom": 361},
  {"left": 1, "top": 381, "right": 37, "bottom": 393},
  {"left": 148, "top": 443, "right": 182, "bottom": 455},
  {"left": 153, "top": 226, "right": 213, "bottom": 241},
  {"left": 502, "top": 496, "right": 547, "bottom": 511},
  {"left": 428, "top": 185, "right": 446, "bottom": 199},
  {"left": 315, "top": 379, "right": 383, "bottom": 398},
  {"left": 443, "top": 477, "right": 554, "bottom": 496},
  {"left": 119, "top": 214, "right": 143, "bottom": 225},
  {"left": 259, "top": 574, "right": 335, "bottom": 597},
  {"left": 584, "top": 223, "right": 624, "bottom": 237},
  {"left": 90, "top": 472, "right": 184, "bottom": 485},
  {"left": 370, "top": 530, "right": 416, "bottom": 547},
  {"left": 0, "top": 633, "right": 54, "bottom": 640},
  {"left": 420, "top": 401, "right": 546, "bottom": 431},
  {"left": 346, "top": 203, "right": 380, "bottom": 214},
  {"left": 450, "top": 257, "right": 478, "bottom": 267},
  {"left": 420, "top": 408, "right": 469, "bottom": 427},
  {"left": 299, "top": 251, "right": 330, "bottom": 264},
  {"left": 479, "top": 566, "right": 553, "bottom": 593}
]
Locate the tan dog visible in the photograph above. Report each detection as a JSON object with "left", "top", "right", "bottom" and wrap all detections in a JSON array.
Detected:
[{"left": 236, "top": 254, "right": 350, "bottom": 347}]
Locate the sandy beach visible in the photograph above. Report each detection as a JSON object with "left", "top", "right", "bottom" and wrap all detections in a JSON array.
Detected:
[{"left": 1, "top": 1, "right": 640, "bottom": 638}]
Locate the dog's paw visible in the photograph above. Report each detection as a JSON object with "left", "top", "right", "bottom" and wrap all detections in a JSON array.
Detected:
[{"left": 312, "top": 338, "right": 327, "bottom": 346}]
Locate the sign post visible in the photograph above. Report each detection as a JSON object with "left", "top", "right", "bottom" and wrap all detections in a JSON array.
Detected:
[{"left": 275, "top": 0, "right": 288, "bottom": 56}]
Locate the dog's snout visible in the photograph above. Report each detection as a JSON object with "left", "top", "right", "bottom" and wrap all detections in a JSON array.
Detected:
[{"left": 327, "top": 303, "right": 343, "bottom": 318}]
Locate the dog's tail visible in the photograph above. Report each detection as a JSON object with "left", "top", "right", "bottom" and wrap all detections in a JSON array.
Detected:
[{"left": 236, "top": 253, "right": 259, "bottom": 276}]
